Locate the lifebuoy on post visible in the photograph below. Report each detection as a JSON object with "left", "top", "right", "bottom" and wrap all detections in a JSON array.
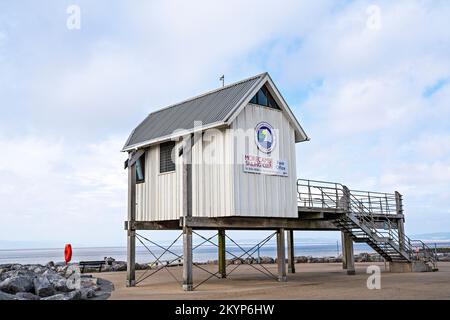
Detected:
[{"left": 64, "top": 244, "right": 72, "bottom": 264}]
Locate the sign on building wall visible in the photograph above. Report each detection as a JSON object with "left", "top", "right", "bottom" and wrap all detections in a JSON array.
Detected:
[
  {"left": 243, "top": 121, "right": 288, "bottom": 177},
  {"left": 255, "top": 122, "right": 275, "bottom": 153},
  {"left": 243, "top": 155, "right": 288, "bottom": 177}
]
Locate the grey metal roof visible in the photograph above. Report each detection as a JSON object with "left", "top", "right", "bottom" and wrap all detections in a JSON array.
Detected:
[{"left": 123, "top": 73, "right": 266, "bottom": 150}]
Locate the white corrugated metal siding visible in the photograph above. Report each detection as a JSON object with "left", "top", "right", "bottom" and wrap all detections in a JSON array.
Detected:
[
  {"left": 230, "top": 104, "right": 298, "bottom": 218},
  {"left": 135, "top": 142, "right": 182, "bottom": 221},
  {"left": 192, "top": 128, "right": 234, "bottom": 217}
]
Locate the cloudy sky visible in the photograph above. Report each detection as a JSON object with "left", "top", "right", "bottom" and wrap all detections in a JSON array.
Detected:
[{"left": 1, "top": 0, "right": 449, "bottom": 248}]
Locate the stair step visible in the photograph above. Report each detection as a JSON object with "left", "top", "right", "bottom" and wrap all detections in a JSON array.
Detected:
[{"left": 333, "top": 216, "right": 411, "bottom": 261}]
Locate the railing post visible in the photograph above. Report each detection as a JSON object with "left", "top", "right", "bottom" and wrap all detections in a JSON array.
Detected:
[
  {"left": 385, "top": 194, "right": 389, "bottom": 215},
  {"left": 335, "top": 184, "right": 339, "bottom": 209},
  {"left": 395, "top": 191, "right": 404, "bottom": 215},
  {"left": 321, "top": 187, "right": 325, "bottom": 208},
  {"left": 308, "top": 181, "right": 311, "bottom": 207},
  {"left": 342, "top": 186, "right": 350, "bottom": 212}
]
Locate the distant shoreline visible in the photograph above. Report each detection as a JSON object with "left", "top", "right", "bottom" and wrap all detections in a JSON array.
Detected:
[{"left": 1, "top": 242, "right": 450, "bottom": 266}]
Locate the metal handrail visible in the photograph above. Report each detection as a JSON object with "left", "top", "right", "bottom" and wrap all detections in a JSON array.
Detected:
[
  {"left": 297, "top": 178, "right": 438, "bottom": 267},
  {"left": 297, "top": 179, "right": 344, "bottom": 209}
]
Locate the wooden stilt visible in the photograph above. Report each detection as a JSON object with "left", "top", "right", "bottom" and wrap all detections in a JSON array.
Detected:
[
  {"left": 183, "top": 227, "right": 193, "bottom": 291},
  {"left": 287, "top": 230, "right": 295, "bottom": 274},
  {"left": 218, "top": 229, "right": 226, "bottom": 278},
  {"left": 126, "top": 153, "right": 137, "bottom": 287},
  {"left": 182, "top": 135, "right": 193, "bottom": 291},
  {"left": 277, "top": 228, "right": 287, "bottom": 282}
]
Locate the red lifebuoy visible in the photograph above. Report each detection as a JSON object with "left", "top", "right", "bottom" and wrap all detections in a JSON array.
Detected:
[{"left": 64, "top": 244, "right": 72, "bottom": 264}]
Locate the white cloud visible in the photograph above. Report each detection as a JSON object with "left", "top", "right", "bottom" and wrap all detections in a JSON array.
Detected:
[
  {"left": 401, "top": 133, "right": 450, "bottom": 160},
  {"left": 0, "top": 135, "right": 127, "bottom": 246}
]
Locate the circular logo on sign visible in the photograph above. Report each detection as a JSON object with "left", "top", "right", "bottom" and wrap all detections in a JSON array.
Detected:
[{"left": 255, "top": 122, "right": 275, "bottom": 153}]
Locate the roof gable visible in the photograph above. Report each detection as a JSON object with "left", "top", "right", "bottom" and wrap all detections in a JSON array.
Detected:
[
  {"left": 225, "top": 73, "right": 308, "bottom": 143},
  {"left": 123, "top": 72, "right": 308, "bottom": 151}
]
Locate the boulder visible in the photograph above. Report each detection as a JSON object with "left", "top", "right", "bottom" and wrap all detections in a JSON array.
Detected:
[
  {"left": 101, "top": 264, "right": 112, "bottom": 272},
  {"left": 46, "top": 261, "right": 55, "bottom": 268},
  {"left": 295, "top": 256, "right": 308, "bottom": 263},
  {"left": 13, "top": 269, "right": 37, "bottom": 278},
  {"left": 80, "top": 287, "right": 96, "bottom": 299},
  {"left": 34, "top": 276, "right": 56, "bottom": 297},
  {"left": 43, "top": 271, "right": 73, "bottom": 292},
  {"left": 81, "top": 276, "right": 98, "bottom": 288},
  {"left": 11, "top": 264, "right": 22, "bottom": 271},
  {"left": 0, "top": 291, "right": 21, "bottom": 300},
  {"left": 111, "top": 261, "right": 127, "bottom": 272},
  {"left": 104, "top": 257, "right": 115, "bottom": 265},
  {"left": 260, "top": 256, "right": 275, "bottom": 264},
  {"left": 0, "top": 264, "right": 13, "bottom": 270},
  {"left": 41, "top": 293, "right": 68, "bottom": 301},
  {"left": 0, "top": 275, "right": 34, "bottom": 294},
  {"left": 42, "top": 290, "right": 81, "bottom": 301},
  {"left": 24, "top": 264, "right": 40, "bottom": 271},
  {"left": 0, "top": 270, "right": 14, "bottom": 282},
  {"left": 33, "top": 267, "right": 44, "bottom": 274},
  {"left": 56, "top": 265, "right": 68, "bottom": 275},
  {"left": 16, "top": 292, "right": 41, "bottom": 300},
  {"left": 69, "top": 289, "right": 82, "bottom": 300},
  {"left": 135, "top": 263, "right": 149, "bottom": 271}
]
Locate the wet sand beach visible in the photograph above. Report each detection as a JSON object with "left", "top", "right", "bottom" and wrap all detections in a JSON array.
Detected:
[{"left": 99, "top": 262, "right": 450, "bottom": 300}]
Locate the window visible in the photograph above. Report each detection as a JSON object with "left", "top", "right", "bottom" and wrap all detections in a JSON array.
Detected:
[
  {"left": 160, "top": 141, "right": 176, "bottom": 173},
  {"left": 135, "top": 153, "right": 145, "bottom": 183},
  {"left": 257, "top": 88, "right": 268, "bottom": 106},
  {"left": 248, "top": 85, "right": 281, "bottom": 110}
]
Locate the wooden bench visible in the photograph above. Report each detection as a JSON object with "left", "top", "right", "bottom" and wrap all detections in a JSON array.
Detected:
[{"left": 79, "top": 261, "right": 106, "bottom": 273}]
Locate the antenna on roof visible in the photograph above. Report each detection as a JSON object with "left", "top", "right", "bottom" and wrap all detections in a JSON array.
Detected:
[{"left": 219, "top": 75, "right": 224, "bottom": 87}]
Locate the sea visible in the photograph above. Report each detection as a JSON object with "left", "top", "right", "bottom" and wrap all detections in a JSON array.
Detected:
[{"left": 1, "top": 241, "right": 448, "bottom": 265}]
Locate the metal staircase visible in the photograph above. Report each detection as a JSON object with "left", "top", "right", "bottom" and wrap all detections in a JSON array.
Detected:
[{"left": 297, "top": 179, "right": 438, "bottom": 270}]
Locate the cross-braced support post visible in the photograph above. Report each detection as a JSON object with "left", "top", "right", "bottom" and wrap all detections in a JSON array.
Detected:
[
  {"left": 277, "top": 228, "right": 287, "bottom": 282},
  {"left": 287, "top": 230, "right": 295, "bottom": 274},
  {"left": 343, "top": 232, "right": 355, "bottom": 275},
  {"left": 182, "top": 133, "right": 193, "bottom": 291},
  {"left": 126, "top": 151, "right": 139, "bottom": 287},
  {"left": 183, "top": 227, "right": 193, "bottom": 291},
  {"left": 218, "top": 229, "right": 226, "bottom": 278},
  {"left": 127, "top": 229, "right": 136, "bottom": 287}
]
